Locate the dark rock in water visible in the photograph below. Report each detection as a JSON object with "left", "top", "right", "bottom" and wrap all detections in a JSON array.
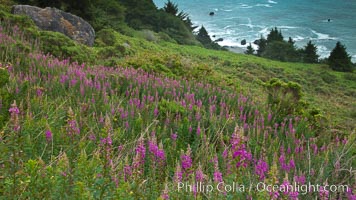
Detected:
[
  {"left": 241, "top": 39, "right": 247, "bottom": 45},
  {"left": 253, "top": 39, "right": 260, "bottom": 45},
  {"left": 12, "top": 5, "right": 95, "bottom": 46},
  {"left": 214, "top": 38, "right": 223, "bottom": 42},
  {"left": 212, "top": 35, "right": 216, "bottom": 38},
  {"left": 209, "top": 12, "right": 215, "bottom": 16}
]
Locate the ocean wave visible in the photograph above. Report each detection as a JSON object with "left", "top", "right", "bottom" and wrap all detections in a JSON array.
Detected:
[
  {"left": 268, "top": 0, "right": 278, "bottom": 4},
  {"left": 279, "top": 26, "right": 299, "bottom": 29},
  {"left": 217, "top": 38, "right": 240, "bottom": 47},
  {"left": 239, "top": 3, "right": 253, "bottom": 9},
  {"left": 222, "top": 9, "right": 233, "bottom": 12},
  {"left": 293, "top": 35, "right": 305, "bottom": 41},
  {"left": 258, "top": 27, "right": 270, "bottom": 37},
  {"left": 223, "top": 25, "right": 234, "bottom": 29},
  {"left": 239, "top": 23, "right": 264, "bottom": 29},
  {"left": 316, "top": 45, "right": 330, "bottom": 59},
  {"left": 223, "top": 17, "right": 240, "bottom": 20},
  {"left": 255, "top": 4, "right": 272, "bottom": 8},
  {"left": 310, "top": 30, "right": 337, "bottom": 40}
]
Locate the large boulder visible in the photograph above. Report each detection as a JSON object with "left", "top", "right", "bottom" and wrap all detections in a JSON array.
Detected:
[{"left": 12, "top": 5, "right": 95, "bottom": 46}]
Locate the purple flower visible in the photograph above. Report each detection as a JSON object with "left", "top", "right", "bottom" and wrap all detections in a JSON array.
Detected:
[
  {"left": 9, "top": 106, "right": 20, "bottom": 115},
  {"left": 161, "top": 185, "right": 169, "bottom": 200},
  {"left": 195, "top": 164, "right": 205, "bottom": 182},
  {"left": 255, "top": 159, "right": 268, "bottom": 180},
  {"left": 36, "top": 88, "right": 43, "bottom": 97},
  {"left": 347, "top": 188, "right": 356, "bottom": 200},
  {"left": 181, "top": 154, "right": 192, "bottom": 170},
  {"left": 268, "top": 113, "right": 272, "bottom": 122},
  {"left": 171, "top": 133, "right": 177, "bottom": 141},
  {"left": 154, "top": 107, "right": 159, "bottom": 117},
  {"left": 133, "top": 138, "right": 146, "bottom": 172},
  {"left": 196, "top": 124, "right": 201, "bottom": 136},
  {"left": 289, "top": 191, "right": 299, "bottom": 200},
  {"left": 173, "top": 163, "right": 183, "bottom": 183},
  {"left": 45, "top": 130, "right": 52, "bottom": 142},
  {"left": 88, "top": 134, "right": 96, "bottom": 141},
  {"left": 269, "top": 191, "right": 280, "bottom": 200},
  {"left": 9, "top": 101, "right": 20, "bottom": 131},
  {"left": 213, "top": 171, "right": 223, "bottom": 183},
  {"left": 67, "top": 119, "right": 80, "bottom": 135},
  {"left": 123, "top": 165, "right": 132, "bottom": 182},
  {"left": 148, "top": 139, "right": 166, "bottom": 162},
  {"left": 294, "top": 175, "right": 306, "bottom": 185},
  {"left": 319, "top": 186, "right": 329, "bottom": 200}
]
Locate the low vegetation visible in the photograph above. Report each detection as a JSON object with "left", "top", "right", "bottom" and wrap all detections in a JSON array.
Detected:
[{"left": 0, "top": 3, "right": 355, "bottom": 199}]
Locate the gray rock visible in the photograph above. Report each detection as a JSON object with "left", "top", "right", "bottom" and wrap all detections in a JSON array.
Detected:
[
  {"left": 241, "top": 39, "right": 246, "bottom": 45},
  {"left": 12, "top": 5, "right": 95, "bottom": 46},
  {"left": 253, "top": 39, "right": 260, "bottom": 45}
]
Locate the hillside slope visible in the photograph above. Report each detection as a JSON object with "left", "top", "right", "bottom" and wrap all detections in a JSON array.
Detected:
[{"left": 0, "top": 6, "right": 355, "bottom": 199}]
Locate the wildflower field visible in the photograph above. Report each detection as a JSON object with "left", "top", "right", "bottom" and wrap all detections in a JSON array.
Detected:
[{"left": 0, "top": 20, "right": 355, "bottom": 199}]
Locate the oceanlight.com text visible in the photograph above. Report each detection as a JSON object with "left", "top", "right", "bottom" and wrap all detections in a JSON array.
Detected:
[{"left": 177, "top": 182, "right": 349, "bottom": 195}]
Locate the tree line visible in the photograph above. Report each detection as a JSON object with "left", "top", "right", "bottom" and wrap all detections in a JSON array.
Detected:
[{"left": 245, "top": 27, "right": 354, "bottom": 72}]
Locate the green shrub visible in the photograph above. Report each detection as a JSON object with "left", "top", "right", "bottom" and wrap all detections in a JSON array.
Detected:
[
  {"left": 344, "top": 73, "right": 356, "bottom": 81},
  {"left": 264, "top": 78, "right": 305, "bottom": 120},
  {"left": 95, "top": 28, "right": 117, "bottom": 46},
  {"left": 39, "top": 31, "right": 95, "bottom": 63},
  {"left": 320, "top": 71, "right": 336, "bottom": 84},
  {"left": 157, "top": 32, "right": 176, "bottom": 43},
  {"left": 158, "top": 99, "right": 187, "bottom": 117}
]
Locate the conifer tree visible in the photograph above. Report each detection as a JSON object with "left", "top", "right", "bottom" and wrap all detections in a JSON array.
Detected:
[
  {"left": 163, "top": 0, "right": 179, "bottom": 15},
  {"left": 257, "top": 35, "right": 267, "bottom": 56},
  {"left": 288, "top": 37, "right": 295, "bottom": 46},
  {"left": 245, "top": 43, "right": 255, "bottom": 55},
  {"left": 303, "top": 41, "right": 319, "bottom": 63},
  {"left": 328, "top": 42, "right": 353, "bottom": 72},
  {"left": 163, "top": 1, "right": 197, "bottom": 31},
  {"left": 196, "top": 26, "right": 212, "bottom": 44},
  {"left": 267, "top": 27, "right": 283, "bottom": 43}
]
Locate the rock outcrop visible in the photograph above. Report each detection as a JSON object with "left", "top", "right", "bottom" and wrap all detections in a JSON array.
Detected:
[{"left": 12, "top": 5, "right": 95, "bottom": 46}]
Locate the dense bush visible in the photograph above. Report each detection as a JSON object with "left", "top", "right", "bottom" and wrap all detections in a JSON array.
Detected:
[{"left": 264, "top": 78, "right": 305, "bottom": 120}]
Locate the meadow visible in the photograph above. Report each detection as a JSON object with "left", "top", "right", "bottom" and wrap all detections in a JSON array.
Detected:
[{"left": 0, "top": 10, "right": 355, "bottom": 199}]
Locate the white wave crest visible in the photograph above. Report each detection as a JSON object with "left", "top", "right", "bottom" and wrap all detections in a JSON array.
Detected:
[
  {"left": 310, "top": 30, "right": 337, "bottom": 40},
  {"left": 255, "top": 4, "right": 272, "bottom": 8},
  {"left": 268, "top": 0, "right": 278, "bottom": 4}
]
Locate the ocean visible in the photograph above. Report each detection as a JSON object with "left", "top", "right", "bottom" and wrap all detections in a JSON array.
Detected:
[{"left": 153, "top": 0, "right": 356, "bottom": 62}]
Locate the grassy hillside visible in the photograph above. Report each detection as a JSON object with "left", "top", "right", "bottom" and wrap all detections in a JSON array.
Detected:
[
  {"left": 0, "top": 6, "right": 355, "bottom": 199},
  {"left": 93, "top": 28, "right": 356, "bottom": 131}
]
